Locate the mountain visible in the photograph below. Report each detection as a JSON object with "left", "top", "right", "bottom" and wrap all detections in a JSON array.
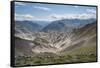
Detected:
[
  {"left": 15, "top": 20, "right": 43, "bottom": 40},
  {"left": 59, "top": 18, "right": 96, "bottom": 25},
  {"left": 15, "top": 37, "right": 34, "bottom": 57},
  {"left": 15, "top": 20, "right": 42, "bottom": 34},
  {"left": 14, "top": 18, "right": 97, "bottom": 56},
  {"left": 15, "top": 21, "right": 96, "bottom": 55},
  {"left": 41, "top": 18, "right": 96, "bottom": 32},
  {"left": 15, "top": 35, "right": 57, "bottom": 57},
  {"left": 41, "top": 21, "right": 71, "bottom": 32},
  {"left": 15, "top": 21, "right": 97, "bottom": 66},
  {"left": 15, "top": 19, "right": 96, "bottom": 33},
  {"left": 61, "top": 21, "right": 97, "bottom": 52},
  {"left": 33, "top": 21, "right": 50, "bottom": 27}
]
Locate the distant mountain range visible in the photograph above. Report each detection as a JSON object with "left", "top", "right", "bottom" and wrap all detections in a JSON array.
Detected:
[
  {"left": 41, "top": 18, "right": 96, "bottom": 32},
  {"left": 33, "top": 21, "right": 50, "bottom": 27},
  {"left": 15, "top": 18, "right": 96, "bottom": 33},
  {"left": 15, "top": 21, "right": 42, "bottom": 34}
]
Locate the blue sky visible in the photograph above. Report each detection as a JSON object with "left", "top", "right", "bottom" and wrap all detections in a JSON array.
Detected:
[{"left": 15, "top": 2, "right": 96, "bottom": 21}]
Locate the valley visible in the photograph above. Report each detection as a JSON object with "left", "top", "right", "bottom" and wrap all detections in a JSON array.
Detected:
[{"left": 14, "top": 20, "right": 97, "bottom": 66}]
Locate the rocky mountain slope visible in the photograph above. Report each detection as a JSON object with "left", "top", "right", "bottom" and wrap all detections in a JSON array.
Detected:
[{"left": 15, "top": 21, "right": 97, "bottom": 57}]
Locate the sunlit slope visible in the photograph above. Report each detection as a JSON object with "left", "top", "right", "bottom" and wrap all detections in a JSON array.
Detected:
[{"left": 62, "top": 21, "right": 97, "bottom": 57}]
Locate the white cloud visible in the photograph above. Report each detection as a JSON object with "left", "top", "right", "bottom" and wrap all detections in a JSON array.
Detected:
[
  {"left": 78, "top": 13, "right": 96, "bottom": 19},
  {"left": 33, "top": 6, "right": 51, "bottom": 11},
  {"left": 15, "top": 13, "right": 96, "bottom": 21},
  {"left": 15, "top": 14, "right": 34, "bottom": 21},
  {"left": 15, "top": 2, "right": 26, "bottom": 6},
  {"left": 86, "top": 9, "right": 96, "bottom": 14},
  {"left": 48, "top": 13, "right": 96, "bottom": 21},
  {"left": 49, "top": 14, "right": 66, "bottom": 20}
]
